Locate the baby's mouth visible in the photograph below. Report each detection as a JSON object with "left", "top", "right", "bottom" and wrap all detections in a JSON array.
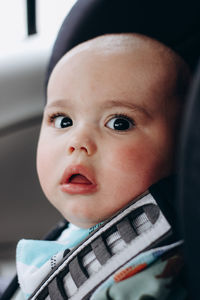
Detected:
[
  {"left": 68, "top": 174, "right": 92, "bottom": 185},
  {"left": 60, "top": 165, "right": 97, "bottom": 194}
]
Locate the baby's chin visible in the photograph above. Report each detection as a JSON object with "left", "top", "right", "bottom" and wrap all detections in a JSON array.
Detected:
[
  {"left": 61, "top": 200, "right": 131, "bottom": 229},
  {"left": 58, "top": 171, "right": 173, "bottom": 229},
  {"left": 66, "top": 217, "right": 103, "bottom": 229}
]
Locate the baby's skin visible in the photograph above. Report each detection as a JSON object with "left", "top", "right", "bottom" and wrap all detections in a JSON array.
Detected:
[{"left": 37, "top": 33, "right": 190, "bottom": 228}]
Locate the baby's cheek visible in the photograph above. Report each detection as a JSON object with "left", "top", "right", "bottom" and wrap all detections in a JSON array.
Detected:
[
  {"left": 106, "top": 141, "right": 164, "bottom": 188},
  {"left": 109, "top": 144, "right": 148, "bottom": 171},
  {"left": 37, "top": 143, "right": 53, "bottom": 186}
]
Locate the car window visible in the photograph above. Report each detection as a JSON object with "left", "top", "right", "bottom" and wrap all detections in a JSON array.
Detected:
[
  {"left": 0, "top": 0, "right": 77, "bottom": 50},
  {"left": 0, "top": 0, "right": 77, "bottom": 289}
]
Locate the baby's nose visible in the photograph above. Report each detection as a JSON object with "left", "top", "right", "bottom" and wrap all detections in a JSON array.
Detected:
[{"left": 68, "top": 136, "right": 97, "bottom": 156}]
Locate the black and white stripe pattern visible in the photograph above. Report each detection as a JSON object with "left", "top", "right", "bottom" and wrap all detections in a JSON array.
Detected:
[{"left": 29, "top": 192, "right": 171, "bottom": 300}]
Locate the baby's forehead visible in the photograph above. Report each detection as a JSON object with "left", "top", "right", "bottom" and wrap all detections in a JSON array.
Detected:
[
  {"left": 60, "top": 33, "right": 176, "bottom": 65},
  {"left": 52, "top": 34, "right": 179, "bottom": 90},
  {"left": 55, "top": 33, "right": 184, "bottom": 86},
  {"left": 49, "top": 34, "right": 190, "bottom": 114}
]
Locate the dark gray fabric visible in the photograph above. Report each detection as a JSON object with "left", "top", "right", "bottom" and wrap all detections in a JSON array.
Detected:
[
  {"left": 117, "top": 218, "right": 137, "bottom": 243},
  {"left": 48, "top": 278, "right": 65, "bottom": 300},
  {"left": 68, "top": 256, "right": 88, "bottom": 288},
  {"left": 143, "top": 204, "right": 160, "bottom": 225},
  {"left": 91, "top": 235, "right": 111, "bottom": 265}
]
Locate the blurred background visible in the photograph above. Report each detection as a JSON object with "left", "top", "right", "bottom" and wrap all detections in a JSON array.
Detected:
[{"left": 0, "top": 0, "right": 77, "bottom": 288}]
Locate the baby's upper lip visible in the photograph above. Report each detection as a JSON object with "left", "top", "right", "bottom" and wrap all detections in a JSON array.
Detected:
[{"left": 60, "top": 164, "right": 96, "bottom": 185}]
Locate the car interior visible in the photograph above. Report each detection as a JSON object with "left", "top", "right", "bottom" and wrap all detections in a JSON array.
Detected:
[
  {"left": 0, "top": 0, "right": 76, "bottom": 293},
  {"left": 0, "top": 0, "right": 200, "bottom": 299}
]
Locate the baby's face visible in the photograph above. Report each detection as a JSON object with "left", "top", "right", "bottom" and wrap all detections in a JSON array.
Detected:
[{"left": 37, "top": 38, "right": 180, "bottom": 228}]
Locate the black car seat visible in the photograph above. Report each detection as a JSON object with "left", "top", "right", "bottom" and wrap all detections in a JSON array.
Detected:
[
  {"left": 177, "top": 59, "right": 200, "bottom": 299},
  {"left": 1, "top": 0, "right": 200, "bottom": 299},
  {"left": 46, "top": 0, "right": 200, "bottom": 82}
]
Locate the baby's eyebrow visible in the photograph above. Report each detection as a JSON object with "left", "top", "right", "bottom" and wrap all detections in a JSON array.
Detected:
[
  {"left": 45, "top": 98, "right": 151, "bottom": 118},
  {"left": 103, "top": 100, "right": 150, "bottom": 117},
  {"left": 45, "top": 99, "right": 72, "bottom": 110}
]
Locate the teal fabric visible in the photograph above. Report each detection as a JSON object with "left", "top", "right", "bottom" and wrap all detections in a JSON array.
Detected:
[
  {"left": 17, "top": 239, "right": 68, "bottom": 268},
  {"left": 16, "top": 223, "right": 103, "bottom": 298},
  {"left": 91, "top": 244, "right": 186, "bottom": 300}
]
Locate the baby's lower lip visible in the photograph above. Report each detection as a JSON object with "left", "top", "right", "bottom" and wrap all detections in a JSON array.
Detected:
[{"left": 60, "top": 182, "right": 97, "bottom": 195}]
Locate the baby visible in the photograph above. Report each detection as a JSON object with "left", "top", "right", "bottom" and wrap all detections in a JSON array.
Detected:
[
  {"left": 37, "top": 33, "right": 190, "bottom": 228},
  {"left": 16, "top": 33, "right": 191, "bottom": 299}
]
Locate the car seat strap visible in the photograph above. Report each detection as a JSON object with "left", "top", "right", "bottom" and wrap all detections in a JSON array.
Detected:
[
  {"left": 69, "top": 256, "right": 88, "bottom": 287},
  {"left": 48, "top": 278, "right": 64, "bottom": 300},
  {"left": 91, "top": 236, "right": 111, "bottom": 265},
  {"left": 29, "top": 192, "right": 173, "bottom": 300}
]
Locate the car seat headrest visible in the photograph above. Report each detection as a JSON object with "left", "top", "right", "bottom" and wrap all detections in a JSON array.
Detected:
[
  {"left": 177, "top": 59, "right": 200, "bottom": 299},
  {"left": 46, "top": 0, "right": 200, "bottom": 86}
]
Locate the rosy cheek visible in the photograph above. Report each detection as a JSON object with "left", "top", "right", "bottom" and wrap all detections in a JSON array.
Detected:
[
  {"left": 109, "top": 143, "right": 149, "bottom": 171},
  {"left": 105, "top": 140, "right": 163, "bottom": 190}
]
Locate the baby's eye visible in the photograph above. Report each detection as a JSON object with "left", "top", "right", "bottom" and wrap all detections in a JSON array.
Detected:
[
  {"left": 52, "top": 115, "right": 73, "bottom": 128},
  {"left": 106, "top": 115, "right": 134, "bottom": 131}
]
